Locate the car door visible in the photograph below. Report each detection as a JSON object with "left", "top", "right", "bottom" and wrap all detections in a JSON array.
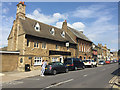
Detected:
[{"left": 59, "top": 63, "right": 66, "bottom": 72}]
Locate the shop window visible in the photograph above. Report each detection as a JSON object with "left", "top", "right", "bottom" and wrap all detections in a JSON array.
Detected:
[
  {"left": 34, "top": 57, "right": 42, "bottom": 65},
  {"left": 52, "top": 57, "right": 58, "bottom": 62}
]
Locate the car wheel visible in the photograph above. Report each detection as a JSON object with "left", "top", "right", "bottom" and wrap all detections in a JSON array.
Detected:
[
  {"left": 53, "top": 70, "right": 57, "bottom": 75},
  {"left": 91, "top": 64, "right": 93, "bottom": 68},
  {"left": 65, "top": 68, "right": 68, "bottom": 73},
  {"left": 74, "top": 67, "right": 77, "bottom": 70},
  {"left": 95, "top": 64, "right": 97, "bottom": 67},
  {"left": 82, "top": 65, "right": 85, "bottom": 69}
]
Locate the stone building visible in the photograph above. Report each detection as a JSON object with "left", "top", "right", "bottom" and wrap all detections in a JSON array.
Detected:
[
  {"left": 112, "top": 51, "right": 118, "bottom": 60},
  {"left": 7, "top": 2, "right": 77, "bottom": 71},
  {"left": 92, "top": 43, "right": 98, "bottom": 62},
  {"left": 62, "top": 20, "right": 93, "bottom": 60}
]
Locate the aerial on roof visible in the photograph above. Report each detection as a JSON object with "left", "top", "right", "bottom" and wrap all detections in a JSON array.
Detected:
[
  {"left": 19, "top": 17, "right": 76, "bottom": 44},
  {"left": 67, "top": 26, "right": 92, "bottom": 42}
]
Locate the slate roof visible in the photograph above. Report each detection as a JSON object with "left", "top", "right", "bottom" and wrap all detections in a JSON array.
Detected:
[
  {"left": 67, "top": 26, "right": 92, "bottom": 42},
  {"left": 19, "top": 17, "right": 76, "bottom": 44}
]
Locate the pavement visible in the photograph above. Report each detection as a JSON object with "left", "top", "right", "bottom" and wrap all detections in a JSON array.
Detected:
[
  {"left": 109, "top": 76, "right": 120, "bottom": 88},
  {"left": 1, "top": 69, "right": 41, "bottom": 83},
  {"left": 2, "top": 63, "right": 119, "bottom": 88}
]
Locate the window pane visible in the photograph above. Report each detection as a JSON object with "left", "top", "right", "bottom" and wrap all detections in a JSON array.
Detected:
[
  {"left": 34, "top": 42, "right": 36, "bottom": 47},
  {"left": 27, "top": 40, "right": 29, "bottom": 46},
  {"left": 37, "top": 42, "right": 39, "bottom": 47}
]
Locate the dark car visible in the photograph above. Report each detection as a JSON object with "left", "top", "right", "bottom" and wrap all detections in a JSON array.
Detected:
[
  {"left": 118, "top": 59, "right": 120, "bottom": 65},
  {"left": 98, "top": 60, "right": 105, "bottom": 65},
  {"left": 113, "top": 60, "right": 117, "bottom": 63},
  {"left": 44, "top": 62, "right": 68, "bottom": 75},
  {"left": 64, "top": 58, "right": 85, "bottom": 70}
]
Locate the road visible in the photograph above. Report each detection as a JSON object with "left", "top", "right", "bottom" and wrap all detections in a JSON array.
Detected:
[{"left": 2, "top": 63, "right": 119, "bottom": 88}]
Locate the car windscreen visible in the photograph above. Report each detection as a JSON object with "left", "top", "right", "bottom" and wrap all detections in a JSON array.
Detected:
[
  {"left": 99, "top": 61, "right": 104, "bottom": 62},
  {"left": 64, "top": 59, "right": 72, "bottom": 64},
  {"left": 84, "top": 60, "right": 90, "bottom": 62}
]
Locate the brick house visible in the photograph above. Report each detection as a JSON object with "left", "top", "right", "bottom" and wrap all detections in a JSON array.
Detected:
[
  {"left": 62, "top": 21, "right": 93, "bottom": 60},
  {"left": 7, "top": 2, "right": 77, "bottom": 71}
]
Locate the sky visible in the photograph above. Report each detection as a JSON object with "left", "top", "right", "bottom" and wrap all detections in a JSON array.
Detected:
[{"left": 1, "top": 2, "right": 118, "bottom": 51}]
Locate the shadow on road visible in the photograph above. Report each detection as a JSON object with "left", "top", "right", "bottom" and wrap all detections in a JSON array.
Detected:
[{"left": 111, "top": 64, "right": 120, "bottom": 76}]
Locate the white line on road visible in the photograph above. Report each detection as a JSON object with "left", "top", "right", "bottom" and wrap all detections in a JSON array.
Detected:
[
  {"left": 83, "top": 74, "right": 88, "bottom": 77},
  {"left": 102, "top": 68, "right": 106, "bottom": 71},
  {"left": 46, "top": 79, "right": 74, "bottom": 88}
]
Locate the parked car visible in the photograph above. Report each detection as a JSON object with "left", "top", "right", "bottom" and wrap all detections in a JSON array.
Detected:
[
  {"left": 44, "top": 62, "right": 68, "bottom": 75},
  {"left": 118, "top": 59, "right": 120, "bottom": 65},
  {"left": 105, "top": 60, "right": 110, "bottom": 64},
  {"left": 110, "top": 60, "right": 114, "bottom": 64},
  {"left": 98, "top": 60, "right": 106, "bottom": 65},
  {"left": 83, "top": 60, "right": 97, "bottom": 68},
  {"left": 64, "top": 58, "right": 85, "bottom": 70},
  {"left": 113, "top": 60, "right": 117, "bottom": 63}
]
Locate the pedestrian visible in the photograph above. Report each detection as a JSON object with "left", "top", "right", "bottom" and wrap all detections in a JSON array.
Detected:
[{"left": 41, "top": 60, "right": 47, "bottom": 76}]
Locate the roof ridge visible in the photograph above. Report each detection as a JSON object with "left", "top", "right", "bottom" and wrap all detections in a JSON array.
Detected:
[
  {"left": 67, "top": 26, "right": 92, "bottom": 42},
  {"left": 26, "top": 17, "right": 64, "bottom": 31}
]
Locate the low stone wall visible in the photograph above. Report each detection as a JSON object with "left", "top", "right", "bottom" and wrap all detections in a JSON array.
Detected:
[{"left": 0, "top": 51, "right": 19, "bottom": 72}]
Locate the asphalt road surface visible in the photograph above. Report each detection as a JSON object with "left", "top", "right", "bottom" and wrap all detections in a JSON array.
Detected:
[{"left": 2, "top": 63, "right": 119, "bottom": 88}]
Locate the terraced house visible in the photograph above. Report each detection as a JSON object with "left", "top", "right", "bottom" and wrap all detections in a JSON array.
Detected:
[
  {"left": 7, "top": 2, "right": 77, "bottom": 71},
  {"left": 62, "top": 20, "right": 92, "bottom": 60}
]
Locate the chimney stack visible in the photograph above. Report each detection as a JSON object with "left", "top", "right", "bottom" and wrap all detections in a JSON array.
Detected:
[
  {"left": 16, "top": 1, "right": 26, "bottom": 19},
  {"left": 62, "top": 20, "right": 67, "bottom": 32}
]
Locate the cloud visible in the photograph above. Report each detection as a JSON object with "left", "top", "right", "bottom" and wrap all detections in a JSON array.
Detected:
[
  {"left": 26, "top": 9, "right": 67, "bottom": 25},
  {"left": 72, "top": 4, "right": 111, "bottom": 19},
  {"left": 2, "top": 8, "right": 9, "bottom": 14},
  {"left": 8, "top": 2, "right": 12, "bottom": 5},
  {"left": 1, "top": 16, "right": 14, "bottom": 48},
  {"left": 55, "top": 21, "right": 85, "bottom": 31}
]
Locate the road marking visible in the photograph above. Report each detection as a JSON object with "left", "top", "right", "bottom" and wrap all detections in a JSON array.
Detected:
[
  {"left": 83, "top": 74, "right": 88, "bottom": 77},
  {"left": 46, "top": 79, "right": 74, "bottom": 88},
  {"left": 4, "top": 81, "right": 23, "bottom": 85},
  {"left": 102, "top": 68, "right": 106, "bottom": 71}
]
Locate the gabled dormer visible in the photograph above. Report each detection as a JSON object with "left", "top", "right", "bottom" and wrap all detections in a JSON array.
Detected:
[
  {"left": 50, "top": 28, "right": 55, "bottom": 35},
  {"left": 34, "top": 22, "right": 40, "bottom": 31},
  {"left": 61, "top": 31, "right": 65, "bottom": 38}
]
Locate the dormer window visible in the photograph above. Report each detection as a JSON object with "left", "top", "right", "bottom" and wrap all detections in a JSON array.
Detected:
[
  {"left": 61, "top": 31, "right": 65, "bottom": 38},
  {"left": 34, "top": 23, "right": 40, "bottom": 31},
  {"left": 50, "top": 28, "right": 55, "bottom": 35}
]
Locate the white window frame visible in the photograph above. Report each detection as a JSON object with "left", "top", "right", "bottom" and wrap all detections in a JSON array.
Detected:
[
  {"left": 82, "top": 44, "right": 83, "bottom": 52},
  {"left": 79, "top": 44, "right": 81, "bottom": 51},
  {"left": 52, "top": 57, "right": 58, "bottom": 62},
  {"left": 84, "top": 44, "right": 86, "bottom": 52},
  {"left": 42, "top": 43, "right": 47, "bottom": 49},
  {"left": 34, "top": 41, "right": 39, "bottom": 48},
  {"left": 34, "top": 57, "right": 42, "bottom": 66},
  {"left": 56, "top": 45, "right": 59, "bottom": 50}
]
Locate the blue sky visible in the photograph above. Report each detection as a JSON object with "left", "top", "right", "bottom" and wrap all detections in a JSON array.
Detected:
[{"left": 1, "top": 2, "right": 118, "bottom": 51}]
